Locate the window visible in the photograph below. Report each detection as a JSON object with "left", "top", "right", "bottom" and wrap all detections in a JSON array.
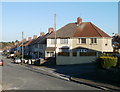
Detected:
[
  {"left": 77, "top": 49, "right": 87, "bottom": 52},
  {"left": 46, "top": 52, "right": 49, "bottom": 57},
  {"left": 50, "top": 52, "right": 54, "bottom": 56},
  {"left": 78, "top": 38, "right": 86, "bottom": 44},
  {"left": 91, "top": 38, "right": 97, "bottom": 44},
  {"left": 51, "top": 39, "right": 56, "bottom": 44},
  {"left": 46, "top": 52, "right": 54, "bottom": 57},
  {"left": 60, "top": 39, "right": 68, "bottom": 44},
  {"left": 59, "top": 48, "right": 69, "bottom": 52}
]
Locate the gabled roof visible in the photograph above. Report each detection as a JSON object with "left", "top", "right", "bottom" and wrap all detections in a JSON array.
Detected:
[
  {"left": 47, "top": 22, "right": 111, "bottom": 38},
  {"left": 28, "top": 38, "right": 39, "bottom": 46},
  {"left": 30, "top": 36, "right": 43, "bottom": 45},
  {"left": 22, "top": 40, "right": 33, "bottom": 46},
  {"left": 29, "top": 33, "right": 51, "bottom": 45},
  {"left": 37, "top": 33, "right": 50, "bottom": 44}
]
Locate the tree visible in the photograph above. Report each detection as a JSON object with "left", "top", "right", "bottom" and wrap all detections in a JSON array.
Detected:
[
  {"left": 112, "top": 34, "right": 120, "bottom": 52},
  {"left": 15, "top": 40, "right": 19, "bottom": 43}
]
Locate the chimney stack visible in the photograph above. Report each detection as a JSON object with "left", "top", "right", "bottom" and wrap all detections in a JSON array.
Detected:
[
  {"left": 40, "top": 32, "right": 45, "bottom": 36},
  {"left": 77, "top": 17, "right": 82, "bottom": 25},
  {"left": 23, "top": 38, "right": 26, "bottom": 42},
  {"left": 28, "top": 37, "right": 32, "bottom": 41},
  {"left": 33, "top": 35, "right": 37, "bottom": 39},
  {"left": 48, "top": 28, "right": 54, "bottom": 34}
]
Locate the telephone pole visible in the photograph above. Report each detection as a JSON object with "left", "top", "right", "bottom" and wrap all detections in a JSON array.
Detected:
[
  {"left": 54, "top": 14, "right": 56, "bottom": 61},
  {"left": 38, "top": 43, "right": 39, "bottom": 58},
  {"left": 22, "top": 32, "right": 24, "bottom": 64}
]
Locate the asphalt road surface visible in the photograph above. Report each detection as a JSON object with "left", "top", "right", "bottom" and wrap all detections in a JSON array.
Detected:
[{"left": 1, "top": 56, "right": 100, "bottom": 90}]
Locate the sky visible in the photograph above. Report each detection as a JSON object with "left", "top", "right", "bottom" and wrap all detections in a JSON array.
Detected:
[{"left": 2, "top": 2, "right": 118, "bottom": 42}]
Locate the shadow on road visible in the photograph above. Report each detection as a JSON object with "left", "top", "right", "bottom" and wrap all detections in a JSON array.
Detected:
[{"left": 41, "top": 62, "right": 120, "bottom": 90}]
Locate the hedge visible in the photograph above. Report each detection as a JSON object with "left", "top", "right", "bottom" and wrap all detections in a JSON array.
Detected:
[
  {"left": 72, "top": 52, "right": 77, "bottom": 56},
  {"left": 58, "top": 52, "right": 70, "bottom": 56},
  {"left": 80, "top": 52, "right": 96, "bottom": 56},
  {"left": 99, "top": 56, "right": 118, "bottom": 69}
]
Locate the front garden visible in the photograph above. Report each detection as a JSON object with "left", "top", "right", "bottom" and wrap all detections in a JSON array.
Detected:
[{"left": 97, "top": 53, "right": 120, "bottom": 83}]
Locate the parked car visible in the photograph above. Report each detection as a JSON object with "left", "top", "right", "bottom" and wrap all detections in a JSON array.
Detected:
[
  {"left": 23, "top": 59, "right": 28, "bottom": 64},
  {"left": 6, "top": 55, "right": 11, "bottom": 58},
  {"left": 0, "top": 59, "right": 4, "bottom": 66},
  {"left": 14, "top": 58, "right": 21, "bottom": 64}
]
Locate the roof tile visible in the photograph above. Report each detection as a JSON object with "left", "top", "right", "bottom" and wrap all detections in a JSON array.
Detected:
[{"left": 47, "top": 22, "right": 111, "bottom": 38}]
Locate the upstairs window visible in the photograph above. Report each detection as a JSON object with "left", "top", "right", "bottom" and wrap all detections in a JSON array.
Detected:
[
  {"left": 51, "top": 39, "right": 56, "bottom": 44},
  {"left": 78, "top": 38, "right": 86, "bottom": 44},
  {"left": 91, "top": 38, "right": 97, "bottom": 44},
  {"left": 60, "top": 39, "right": 68, "bottom": 44}
]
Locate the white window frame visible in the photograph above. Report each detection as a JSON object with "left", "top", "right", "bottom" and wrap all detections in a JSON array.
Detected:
[
  {"left": 77, "top": 49, "right": 87, "bottom": 52},
  {"left": 60, "top": 39, "right": 68, "bottom": 44},
  {"left": 91, "top": 38, "right": 97, "bottom": 44},
  {"left": 78, "top": 38, "right": 86, "bottom": 44},
  {"left": 46, "top": 51, "right": 54, "bottom": 57},
  {"left": 51, "top": 39, "right": 57, "bottom": 44}
]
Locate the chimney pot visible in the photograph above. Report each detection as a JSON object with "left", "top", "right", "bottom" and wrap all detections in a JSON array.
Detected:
[
  {"left": 22, "top": 38, "right": 26, "bottom": 42},
  {"left": 33, "top": 35, "right": 37, "bottom": 39},
  {"left": 48, "top": 28, "right": 54, "bottom": 33},
  {"left": 40, "top": 32, "right": 45, "bottom": 36},
  {"left": 77, "top": 17, "right": 82, "bottom": 24},
  {"left": 28, "top": 37, "right": 32, "bottom": 40}
]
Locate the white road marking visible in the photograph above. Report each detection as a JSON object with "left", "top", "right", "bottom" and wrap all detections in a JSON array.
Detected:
[{"left": 8, "top": 87, "right": 19, "bottom": 90}]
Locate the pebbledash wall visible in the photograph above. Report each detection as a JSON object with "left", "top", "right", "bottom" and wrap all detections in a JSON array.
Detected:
[
  {"left": 72, "top": 37, "right": 113, "bottom": 52},
  {"left": 47, "top": 37, "right": 113, "bottom": 53},
  {"left": 47, "top": 37, "right": 113, "bottom": 65}
]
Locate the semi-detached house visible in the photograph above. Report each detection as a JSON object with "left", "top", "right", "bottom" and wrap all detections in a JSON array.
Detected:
[
  {"left": 28, "top": 29, "right": 54, "bottom": 59},
  {"left": 45, "top": 17, "right": 113, "bottom": 65}
]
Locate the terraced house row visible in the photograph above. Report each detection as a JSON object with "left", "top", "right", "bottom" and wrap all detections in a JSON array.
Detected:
[{"left": 9, "top": 17, "right": 113, "bottom": 65}]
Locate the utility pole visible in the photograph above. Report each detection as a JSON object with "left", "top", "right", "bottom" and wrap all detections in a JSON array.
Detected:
[
  {"left": 22, "top": 32, "right": 24, "bottom": 64},
  {"left": 38, "top": 28, "right": 41, "bottom": 59},
  {"left": 54, "top": 14, "right": 56, "bottom": 62},
  {"left": 38, "top": 43, "right": 39, "bottom": 58}
]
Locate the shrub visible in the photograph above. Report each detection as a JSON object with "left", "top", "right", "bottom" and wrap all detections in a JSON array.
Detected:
[
  {"left": 100, "top": 53, "right": 114, "bottom": 57},
  {"left": 73, "top": 52, "right": 77, "bottom": 56},
  {"left": 99, "top": 56, "right": 118, "bottom": 69},
  {"left": 80, "top": 52, "right": 96, "bottom": 56}
]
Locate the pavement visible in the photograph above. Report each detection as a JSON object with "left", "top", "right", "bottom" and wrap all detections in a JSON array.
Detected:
[
  {"left": 70, "top": 77, "right": 120, "bottom": 91},
  {"left": 24, "top": 63, "right": 120, "bottom": 91},
  {"left": 2, "top": 56, "right": 101, "bottom": 90}
]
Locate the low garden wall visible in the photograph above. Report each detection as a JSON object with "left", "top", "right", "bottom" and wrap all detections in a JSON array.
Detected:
[{"left": 56, "top": 52, "right": 97, "bottom": 65}]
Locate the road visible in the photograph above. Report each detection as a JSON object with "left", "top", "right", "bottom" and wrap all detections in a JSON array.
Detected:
[
  {"left": 0, "top": 55, "right": 2, "bottom": 91},
  {"left": 1, "top": 56, "right": 100, "bottom": 90}
]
